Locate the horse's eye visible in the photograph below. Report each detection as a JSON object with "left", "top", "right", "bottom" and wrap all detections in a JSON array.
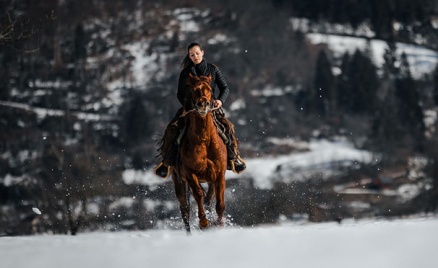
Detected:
[
  {"left": 206, "top": 101, "right": 210, "bottom": 106},
  {"left": 196, "top": 101, "right": 202, "bottom": 107}
]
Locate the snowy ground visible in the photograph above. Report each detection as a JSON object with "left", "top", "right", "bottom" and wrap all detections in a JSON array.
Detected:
[{"left": 1, "top": 217, "right": 437, "bottom": 268}]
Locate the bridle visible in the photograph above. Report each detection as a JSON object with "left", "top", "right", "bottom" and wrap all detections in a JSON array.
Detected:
[
  {"left": 181, "top": 80, "right": 227, "bottom": 143},
  {"left": 187, "top": 82, "right": 220, "bottom": 115}
]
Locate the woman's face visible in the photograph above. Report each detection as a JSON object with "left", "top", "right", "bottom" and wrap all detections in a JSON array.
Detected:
[{"left": 188, "top": 45, "right": 204, "bottom": 65}]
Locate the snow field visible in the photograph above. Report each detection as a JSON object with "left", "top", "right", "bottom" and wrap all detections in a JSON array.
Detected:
[{"left": 1, "top": 217, "right": 437, "bottom": 268}]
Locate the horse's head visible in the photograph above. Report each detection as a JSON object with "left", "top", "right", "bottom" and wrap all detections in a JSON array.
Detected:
[{"left": 187, "top": 73, "right": 214, "bottom": 116}]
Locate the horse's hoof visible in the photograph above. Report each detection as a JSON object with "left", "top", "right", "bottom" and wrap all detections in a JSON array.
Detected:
[
  {"left": 214, "top": 218, "right": 225, "bottom": 227},
  {"left": 199, "top": 218, "right": 209, "bottom": 228}
]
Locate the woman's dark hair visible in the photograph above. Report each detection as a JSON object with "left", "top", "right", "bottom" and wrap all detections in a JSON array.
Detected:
[{"left": 181, "top": 42, "right": 203, "bottom": 69}]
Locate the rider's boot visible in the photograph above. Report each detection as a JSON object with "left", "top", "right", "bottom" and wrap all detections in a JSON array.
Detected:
[
  {"left": 154, "top": 160, "right": 171, "bottom": 178},
  {"left": 227, "top": 145, "right": 246, "bottom": 174}
]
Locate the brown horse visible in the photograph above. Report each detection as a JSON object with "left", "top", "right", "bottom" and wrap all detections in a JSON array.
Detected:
[{"left": 172, "top": 74, "right": 228, "bottom": 233}]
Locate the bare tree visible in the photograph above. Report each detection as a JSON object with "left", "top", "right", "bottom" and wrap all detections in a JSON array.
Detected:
[{"left": 0, "top": 11, "right": 55, "bottom": 51}]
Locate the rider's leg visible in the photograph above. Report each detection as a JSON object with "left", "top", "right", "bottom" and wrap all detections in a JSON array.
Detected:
[
  {"left": 226, "top": 134, "right": 246, "bottom": 174},
  {"left": 214, "top": 110, "right": 246, "bottom": 174},
  {"left": 154, "top": 108, "right": 184, "bottom": 178}
]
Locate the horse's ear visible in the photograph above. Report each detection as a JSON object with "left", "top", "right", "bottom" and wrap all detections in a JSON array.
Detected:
[
  {"left": 187, "top": 73, "right": 198, "bottom": 85},
  {"left": 200, "top": 74, "right": 212, "bottom": 84}
]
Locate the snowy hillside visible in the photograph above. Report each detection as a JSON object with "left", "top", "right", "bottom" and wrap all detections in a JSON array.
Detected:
[
  {"left": 1, "top": 217, "right": 437, "bottom": 268},
  {"left": 307, "top": 33, "right": 438, "bottom": 79}
]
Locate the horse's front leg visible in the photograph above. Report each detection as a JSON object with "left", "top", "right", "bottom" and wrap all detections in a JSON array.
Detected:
[
  {"left": 173, "top": 174, "right": 191, "bottom": 233},
  {"left": 214, "top": 174, "right": 226, "bottom": 226},
  {"left": 187, "top": 175, "right": 209, "bottom": 228}
]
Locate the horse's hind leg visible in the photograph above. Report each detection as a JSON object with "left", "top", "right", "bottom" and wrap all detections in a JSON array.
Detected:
[
  {"left": 204, "top": 183, "right": 215, "bottom": 213},
  {"left": 173, "top": 177, "right": 191, "bottom": 233}
]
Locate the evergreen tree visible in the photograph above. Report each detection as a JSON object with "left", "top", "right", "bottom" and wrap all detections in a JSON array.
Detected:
[
  {"left": 313, "top": 50, "right": 334, "bottom": 117},
  {"left": 397, "top": 52, "right": 411, "bottom": 78},
  {"left": 394, "top": 52, "right": 425, "bottom": 147},
  {"left": 373, "top": 50, "right": 425, "bottom": 153},
  {"left": 336, "top": 50, "right": 379, "bottom": 114},
  {"left": 433, "top": 65, "right": 438, "bottom": 106},
  {"left": 348, "top": 50, "right": 379, "bottom": 114},
  {"left": 369, "top": 0, "right": 394, "bottom": 39},
  {"left": 336, "top": 52, "right": 351, "bottom": 112},
  {"left": 382, "top": 40, "right": 398, "bottom": 80},
  {"left": 0, "top": 49, "right": 14, "bottom": 100},
  {"left": 122, "top": 92, "right": 154, "bottom": 145},
  {"left": 371, "top": 98, "right": 402, "bottom": 155},
  {"left": 371, "top": 42, "right": 402, "bottom": 154},
  {"left": 74, "top": 23, "right": 87, "bottom": 85}
]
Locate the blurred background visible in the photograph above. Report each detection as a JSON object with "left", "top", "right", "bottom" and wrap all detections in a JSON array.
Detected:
[{"left": 1, "top": 0, "right": 438, "bottom": 235}]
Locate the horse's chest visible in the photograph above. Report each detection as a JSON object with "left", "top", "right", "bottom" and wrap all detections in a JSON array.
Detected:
[{"left": 181, "top": 141, "right": 207, "bottom": 163}]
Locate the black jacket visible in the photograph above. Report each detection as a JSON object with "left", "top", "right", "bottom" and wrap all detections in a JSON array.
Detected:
[{"left": 177, "top": 59, "right": 230, "bottom": 106}]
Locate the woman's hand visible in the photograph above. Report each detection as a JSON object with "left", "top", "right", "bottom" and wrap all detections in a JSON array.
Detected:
[{"left": 213, "top": 99, "right": 223, "bottom": 108}]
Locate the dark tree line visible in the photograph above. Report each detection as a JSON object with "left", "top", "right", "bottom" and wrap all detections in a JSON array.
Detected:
[
  {"left": 310, "top": 42, "right": 426, "bottom": 156},
  {"left": 273, "top": 0, "right": 438, "bottom": 42}
]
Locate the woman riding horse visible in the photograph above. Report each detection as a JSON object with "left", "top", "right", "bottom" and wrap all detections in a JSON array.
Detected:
[
  {"left": 173, "top": 74, "right": 228, "bottom": 231},
  {"left": 154, "top": 42, "right": 246, "bottom": 178}
]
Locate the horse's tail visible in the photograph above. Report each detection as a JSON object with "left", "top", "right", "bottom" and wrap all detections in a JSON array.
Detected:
[{"left": 155, "top": 134, "right": 165, "bottom": 163}]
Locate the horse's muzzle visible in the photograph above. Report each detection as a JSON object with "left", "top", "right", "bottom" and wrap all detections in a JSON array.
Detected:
[{"left": 195, "top": 101, "right": 211, "bottom": 116}]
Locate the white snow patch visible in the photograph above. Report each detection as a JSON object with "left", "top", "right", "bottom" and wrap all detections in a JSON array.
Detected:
[
  {"left": 123, "top": 41, "right": 160, "bottom": 88},
  {"left": 122, "top": 169, "right": 166, "bottom": 188},
  {"left": 108, "top": 197, "right": 136, "bottom": 211},
  {"left": 173, "top": 8, "right": 201, "bottom": 32},
  {"left": 3, "top": 174, "right": 26, "bottom": 187},
  {"left": 207, "top": 33, "right": 232, "bottom": 45},
  {"left": 32, "top": 207, "right": 42, "bottom": 215},
  {"left": 229, "top": 98, "right": 246, "bottom": 111},
  {"left": 291, "top": 18, "right": 375, "bottom": 38},
  {"left": 251, "top": 85, "right": 295, "bottom": 97},
  {"left": 397, "top": 184, "right": 421, "bottom": 201},
  {"left": 0, "top": 101, "right": 116, "bottom": 122},
  {"left": 235, "top": 138, "right": 374, "bottom": 189},
  {"left": 348, "top": 201, "right": 371, "bottom": 210}
]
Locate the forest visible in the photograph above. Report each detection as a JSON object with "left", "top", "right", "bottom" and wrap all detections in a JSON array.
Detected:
[{"left": 1, "top": 0, "right": 438, "bottom": 235}]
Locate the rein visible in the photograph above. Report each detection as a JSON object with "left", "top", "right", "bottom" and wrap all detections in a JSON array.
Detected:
[
  {"left": 183, "top": 102, "right": 219, "bottom": 117},
  {"left": 180, "top": 82, "right": 229, "bottom": 145}
]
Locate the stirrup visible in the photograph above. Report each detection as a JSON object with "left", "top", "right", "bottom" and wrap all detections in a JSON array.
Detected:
[
  {"left": 229, "top": 155, "right": 246, "bottom": 174},
  {"left": 154, "top": 162, "right": 171, "bottom": 178}
]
